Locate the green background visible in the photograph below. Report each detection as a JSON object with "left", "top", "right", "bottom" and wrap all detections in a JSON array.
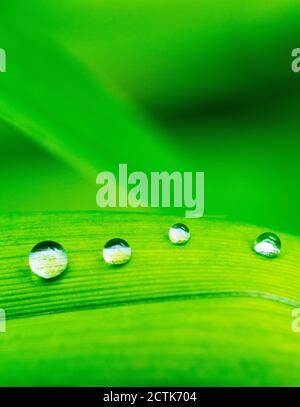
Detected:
[{"left": 1, "top": 0, "right": 300, "bottom": 233}]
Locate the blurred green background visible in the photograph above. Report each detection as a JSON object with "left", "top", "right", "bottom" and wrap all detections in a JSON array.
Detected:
[{"left": 1, "top": 0, "right": 300, "bottom": 234}]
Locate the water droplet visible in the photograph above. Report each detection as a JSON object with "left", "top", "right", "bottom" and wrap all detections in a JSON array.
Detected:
[
  {"left": 169, "top": 223, "right": 190, "bottom": 245},
  {"left": 103, "top": 238, "right": 131, "bottom": 265},
  {"left": 29, "top": 241, "right": 68, "bottom": 279},
  {"left": 253, "top": 232, "right": 281, "bottom": 258}
]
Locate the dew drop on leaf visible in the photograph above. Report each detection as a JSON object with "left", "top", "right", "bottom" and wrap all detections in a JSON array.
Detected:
[
  {"left": 253, "top": 232, "right": 281, "bottom": 258},
  {"left": 169, "top": 223, "right": 190, "bottom": 245},
  {"left": 103, "top": 238, "right": 131, "bottom": 265},
  {"left": 29, "top": 241, "right": 68, "bottom": 279}
]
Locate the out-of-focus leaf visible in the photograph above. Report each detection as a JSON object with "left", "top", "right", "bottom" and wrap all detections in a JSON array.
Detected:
[{"left": 0, "top": 3, "right": 189, "bottom": 181}]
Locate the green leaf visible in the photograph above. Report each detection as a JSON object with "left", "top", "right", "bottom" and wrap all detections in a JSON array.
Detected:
[{"left": 1, "top": 211, "right": 300, "bottom": 385}]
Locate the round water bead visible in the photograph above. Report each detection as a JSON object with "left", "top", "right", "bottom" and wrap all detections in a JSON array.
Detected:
[
  {"left": 169, "top": 223, "right": 190, "bottom": 245},
  {"left": 253, "top": 232, "right": 281, "bottom": 258},
  {"left": 29, "top": 241, "right": 68, "bottom": 279},
  {"left": 103, "top": 238, "right": 131, "bottom": 265}
]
